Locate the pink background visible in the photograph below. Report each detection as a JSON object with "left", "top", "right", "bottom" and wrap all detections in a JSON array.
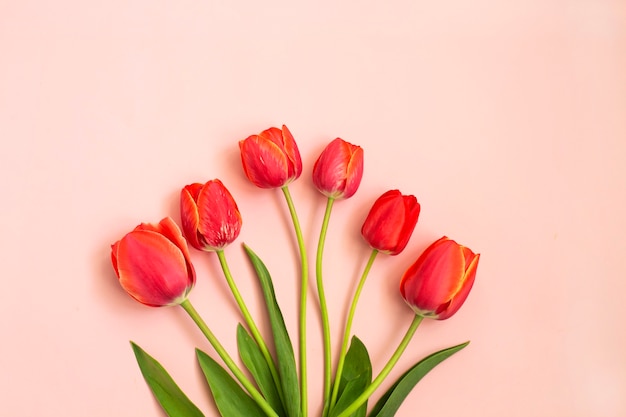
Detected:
[{"left": 1, "top": 1, "right": 625, "bottom": 416}]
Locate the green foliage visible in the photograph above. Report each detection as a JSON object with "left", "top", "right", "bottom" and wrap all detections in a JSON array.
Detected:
[
  {"left": 237, "top": 324, "right": 286, "bottom": 415},
  {"left": 368, "top": 341, "right": 470, "bottom": 417},
  {"left": 329, "top": 337, "right": 372, "bottom": 417},
  {"left": 196, "top": 349, "right": 265, "bottom": 417},
  {"left": 244, "top": 244, "right": 301, "bottom": 417},
  {"left": 130, "top": 342, "right": 205, "bottom": 417}
]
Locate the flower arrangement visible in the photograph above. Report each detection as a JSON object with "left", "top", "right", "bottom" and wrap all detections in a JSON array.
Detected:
[{"left": 110, "top": 125, "right": 480, "bottom": 417}]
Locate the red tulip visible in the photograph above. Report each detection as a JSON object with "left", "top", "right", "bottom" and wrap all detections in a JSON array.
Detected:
[
  {"left": 361, "top": 190, "right": 420, "bottom": 255},
  {"left": 400, "top": 236, "right": 479, "bottom": 320},
  {"left": 239, "top": 125, "right": 302, "bottom": 188},
  {"left": 312, "top": 138, "right": 364, "bottom": 199},
  {"left": 180, "top": 179, "right": 242, "bottom": 251},
  {"left": 111, "top": 217, "right": 195, "bottom": 307}
]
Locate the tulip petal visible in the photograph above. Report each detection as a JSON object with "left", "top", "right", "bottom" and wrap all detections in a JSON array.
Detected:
[
  {"left": 437, "top": 253, "right": 479, "bottom": 320},
  {"left": 372, "top": 196, "right": 406, "bottom": 250},
  {"left": 259, "top": 127, "right": 285, "bottom": 146},
  {"left": 312, "top": 138, "right": 364, "bottom": 199},
  {"left": 313, "top": 138, "right": 351, "bottom": 197},
  {"left": 400, "top": 237, "right": 479, "bottom": 320},
  {"left": 343, "top": 146, "right": 364, "bottom": 198},
  {"left": 280, "top": 125, "right": 302, "bottom": 179},
  {"left": 134, "top": 217, "right": 191, "bottom": 258},
  {"left": 183, "top": 182, "right": 203, "bottom": 201},
  {"left": 401, "top": 240, "right": 465, "bottom": 315},
  {"left": 361, "top": 190, "right": 420, "bottom": 255},
  {"left": 239, "top": 125, "right": 302, "bottom": 188},
  {"left": 362, "top": 191, "right": 405, "bottom": 254},
  {"left": 116, "top": 230, "right": 192, "bottom": 306},
  {"left": 240, "top": 136, "right": 289, "bottom": 188},
  {"left": 180, "top": 185, "right": 204, "bottom": 250},
  {"left": 196, "top": 180, "right": 242, "bottom": 249},
  {"left": 146, "top": 218, "right": 196, "bottom": 281},
  {"left": 111, "top": 241, "right": 120, "bottom": 274},
  {"left": 394, "top": 195, "right": 420, "bottom": 255}
]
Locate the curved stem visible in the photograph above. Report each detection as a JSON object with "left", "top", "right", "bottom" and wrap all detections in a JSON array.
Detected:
[
  {"left": 316, "top": 197, "right": 335, "bottom": 415},
  {"left": 281, "top": 185, "right": 309, "bottom": 417},
  {"left": 329, "top": 249, "right": 379, "bottom": 412},
  {"left": 335, "top": 315, "right": 424, "bottom": 417},
  {"left": 179, "top": 299, "right": 279, "bottom": 417},
  {"left": 215, "top": 249, "right": 284, "bottom": 405}
]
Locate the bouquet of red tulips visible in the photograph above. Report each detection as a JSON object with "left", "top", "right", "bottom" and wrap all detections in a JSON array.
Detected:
[{"left": 110, "top": 125, "right": 480, "bottom": 417}]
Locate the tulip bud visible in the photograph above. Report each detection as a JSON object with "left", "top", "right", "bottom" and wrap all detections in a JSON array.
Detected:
[
  {"left": 180, "top": 179, "right": 242, "bottom": 251},
  {"left": 361, "top": 190, "right": 420, "bottom": 255},
  {"left": 111, "top": 217, "right": 196, "bottom": 307},
  {"left": 312, "top": 138, "right": 364, "bottom": 199},
  {"left": 239, "top": 124, "right": 303, "bottom": 188},
  {"left": 400, "top": 236, "right": 479, "bottom": 320}
]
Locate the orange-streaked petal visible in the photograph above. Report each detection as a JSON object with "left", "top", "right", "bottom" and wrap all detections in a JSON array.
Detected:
[
  {"left": 180, "top": 187, "right": 203, "bottom": 250},
  {"left": 150, "top": 217, "right": 194, "bottom": 265},
  {"left": 437, "top": 253, "right": 480, "bottom": 319},
  {"left": 343, "top": 145, "right": 364, "bottom": 198},
  {"left": 196, "top": 179, "right": 242, "bottom": 249},
  {"left": 240, "top": 135, "right": 289, "bottom": 188},
  {"left": 401, "top": 239, "right": 465, "bottom": 312},
  {"left": 400, "top": 236, "right": 479, "bottom": 320},
  {"left": 280, "top": 125, "right": 302, "bottom": 179}
]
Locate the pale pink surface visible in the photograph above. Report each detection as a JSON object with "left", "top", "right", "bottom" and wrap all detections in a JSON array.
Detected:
[{"left": 1, "top": 1, "right": 625, "bottom": 416}]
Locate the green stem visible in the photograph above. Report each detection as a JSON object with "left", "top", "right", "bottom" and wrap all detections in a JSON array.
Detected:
[
  {"left": 215, "top": 249, "right": 285, "bottom": 405},
  {"left": 179, "top": 299, "right": 279, "bottom": 417},
  {"left": 316, "top": 197, "right": 335, "bottom": 416},
  {"left": 329, "top": 249, "right": 379, "bottom": 412},
  {"left": 335, "top": 315, "right": 424, "bottom": 417},
  {"left": 281, "top": 185, "right": 309, "bottom": 417}
]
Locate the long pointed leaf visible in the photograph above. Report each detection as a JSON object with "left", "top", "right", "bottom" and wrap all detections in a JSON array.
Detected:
[
  {"left": 130, "top": 342, "right": 205, "bottom": 417},
  {"left": 236, "top": 324, "right": 286, "bottom": 416},
  {"left": 243, "top": 244, "right": 300, "bottom": 417},
  {"left": 196, "top": 349, "right": 265, "bottom": 417},
  {"left": 368, "top": 341, "right": 470, "bottom": 417},
  {"left": 331, "top": 375, "right": 370, "bottom": 417},
  {"left": 330, "top": 337, "right": 371, "bottom": 417}
]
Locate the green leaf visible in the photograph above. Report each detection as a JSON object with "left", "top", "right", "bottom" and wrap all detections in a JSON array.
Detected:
[
  {"left": 196, "top": 348, "right": 265, "bottom": 417},
  {"left": 330, "top": 337, "right": 372, "bottom": 417},
  {"left": 243, "top": 244, "right": 301, "bottom": 417},
  {"left": 236, "top": 324, "right": 286, "bottom": 416},
  {"left": 368, "top": 341, "right": 470, "bottom": 417},
  {"left": 130, "top": 342, "right": 205, "bottom": 417}
]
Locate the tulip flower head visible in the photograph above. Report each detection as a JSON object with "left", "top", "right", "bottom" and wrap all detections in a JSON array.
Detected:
[
  {"left": 312, "top": 138, "right": 364, "bottom": 199},
  {"left": 361, "top": 190, "right": 421, "bottom": 255},
  {"left": 111, "top": 217, "right": 196, "bottom": 307},
  {"left": 180, "top": 179, "right": 242, "bottom": 251},
  {"left": 400, "top": 236, "right": 479, "bottom": 320},
  {"left": 239, "top": 124, "right": 302, "bottom": 188}
]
